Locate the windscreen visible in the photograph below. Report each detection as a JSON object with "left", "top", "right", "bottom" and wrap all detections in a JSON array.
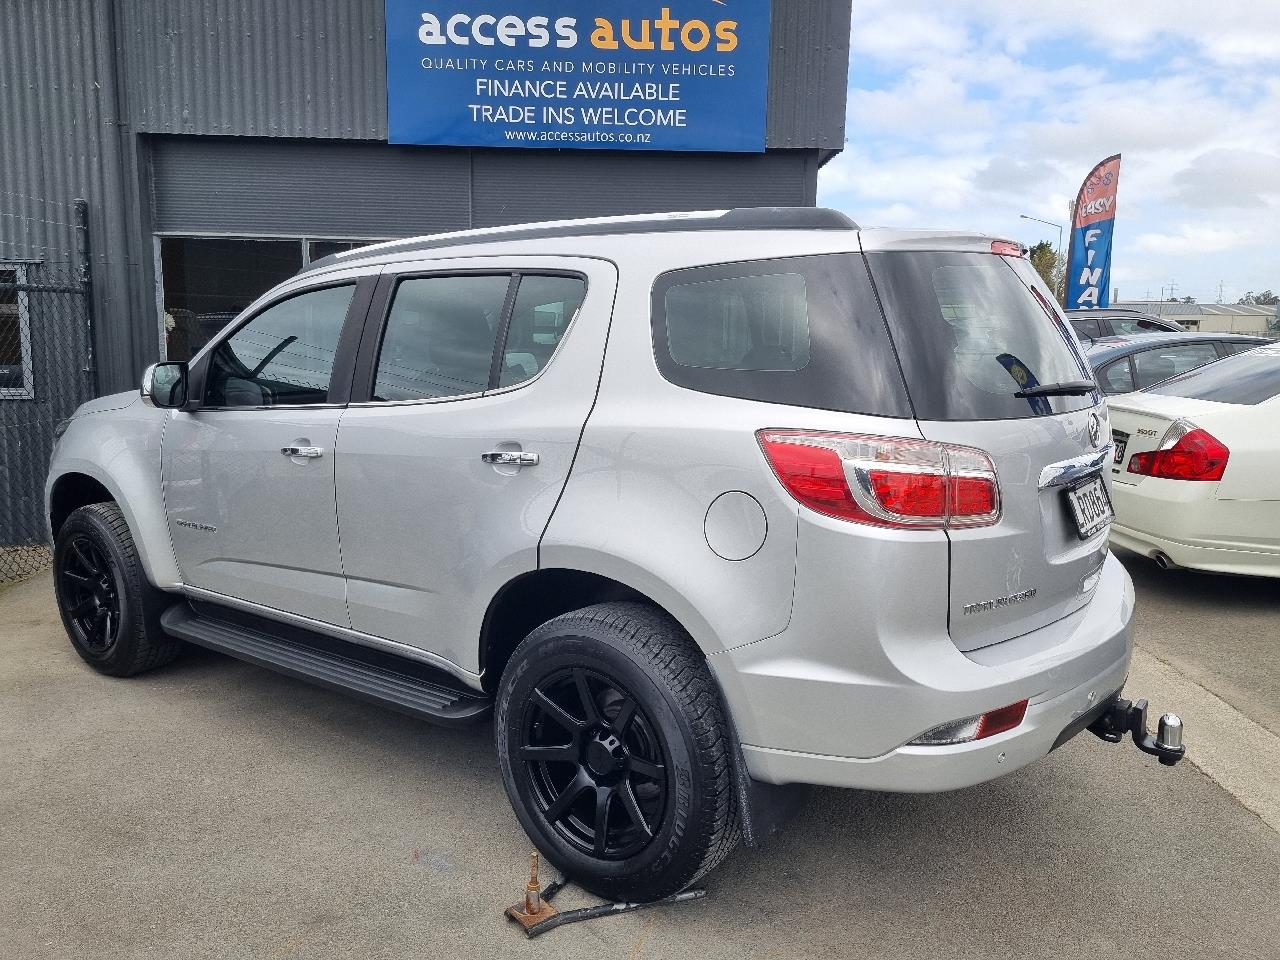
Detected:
[
  {"left": 1146, "top": 344, "right": 1280, "bottom": 404},
  {"left": 865, "top": 252, "right": 1096, "bottom": 420}
]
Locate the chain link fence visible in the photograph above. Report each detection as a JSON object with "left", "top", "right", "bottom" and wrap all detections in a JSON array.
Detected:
[{"left": 1, "top": 264, "right": 93, "bottom": 583}]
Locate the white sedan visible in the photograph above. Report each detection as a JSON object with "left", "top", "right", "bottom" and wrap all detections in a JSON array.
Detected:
[{"left": 1107, "top": 343, "right": 1280, "bottom": 577}]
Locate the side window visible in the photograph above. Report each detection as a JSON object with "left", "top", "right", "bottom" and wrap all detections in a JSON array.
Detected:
[
  {"left": 498, "top": 275, "right": 586, "bottom": 388},
  {"left": 1, "top": 267, "right": 34, "bottom": 398},
  {"left": 373, "top": 275, "right": 509, "bottom": 402},
  {"left": 1098, "top": 358, "right": 1135, "bottom": 394},
  {"left": 1219, "top": 340, "right": 1260, "bottom": 356},
  {"left": 665, "top": 272, "right": 811, "bottom": 372},
  {"left": 205, "top": 284, "right": 354, "bottom": 407},
  {"left": 650, "top": 255, "right": 913, "bottom": 419},
  {"left": 1109, "top": 318, "right": 1146, "bottom": 335},
  {"left": 1132, "top": 342, "right": 1220, "bottom": 389},
  {"left": 1071, "top": 316, "right": 1104, "bottom": 340}
]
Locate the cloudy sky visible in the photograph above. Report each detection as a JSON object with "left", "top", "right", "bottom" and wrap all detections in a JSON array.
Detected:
[{"left": 818, "top": 1, "right": 1280, "bottom": 304}]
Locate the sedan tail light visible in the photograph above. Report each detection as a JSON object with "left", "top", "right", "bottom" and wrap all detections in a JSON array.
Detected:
[
  {"left": 757, "top": 430, "right": 1001, "bottom": 529},
  {"left": 1127, "top": 421, "right": 1229, "bottom": 482}
]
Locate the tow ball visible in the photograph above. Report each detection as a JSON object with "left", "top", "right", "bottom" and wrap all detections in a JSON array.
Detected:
[{"left": 1088, "top": 696, "right": 1185, "bottom": 766}]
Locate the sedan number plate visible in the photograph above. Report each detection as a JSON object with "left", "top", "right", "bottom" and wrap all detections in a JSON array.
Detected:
[
  {"left": 1066, "top": 475, "right": 1113, "bottom": 540},
  {"left": 1112, "top": 437, "right": 1128, "bottom": 467}
]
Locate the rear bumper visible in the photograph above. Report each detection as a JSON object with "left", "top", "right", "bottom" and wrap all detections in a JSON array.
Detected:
[
  {"left": 741, "top": 654, "right": 1128, "bottom": 791},
  {"left": 1108, "top": 477, "right": 1280, "bottom": 577},
  {"left": 710, "top": 550, "right": 1134, "bottom": 792},
  {"left": 1110, "top": 523, "right": 1280, "bottom": 578}
]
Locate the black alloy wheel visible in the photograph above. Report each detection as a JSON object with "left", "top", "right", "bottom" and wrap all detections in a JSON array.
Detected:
[
  {"left": 58, "top": 535, "right": 122, "bottom": 652},
  {"left": 519, "top": 667, "right": 668, "bottom": 860},
  {"left": 53, "top": 502, "right": 181, "bottom": 677},
  {"left": 496, "top": 601, "right": 739, "bottom": 903}
]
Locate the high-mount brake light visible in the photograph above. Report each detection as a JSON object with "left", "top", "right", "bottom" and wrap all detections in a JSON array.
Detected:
[
  {"left": 1127, "top": 422, "right": 1229, "bottom": 482},
  {"left": 990, "top": 240, "right": 1026, "bottom": 258},
  {"left": 756, "top": 430, "right": 1001, "bottom": 529}
]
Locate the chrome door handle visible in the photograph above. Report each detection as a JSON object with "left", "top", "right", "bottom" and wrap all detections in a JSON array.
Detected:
[
  {"left": 481, "top": 450, "right": 539, "bottom": 466},
  {"left": 281, "top": 446, "right": 325, "bottom": 459}
]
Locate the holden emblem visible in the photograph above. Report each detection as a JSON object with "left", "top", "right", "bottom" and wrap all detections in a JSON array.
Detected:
[{"left": 1088, "top": 412, "right": 1102, "bottom": 448}]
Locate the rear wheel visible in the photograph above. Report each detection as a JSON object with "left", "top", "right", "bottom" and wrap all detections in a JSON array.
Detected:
[
  {"left": 53, "top": 502, "right": 180, "bottom": 676},
  {"left": 496, "top": 601, "right": 739, "bottom": 902}
]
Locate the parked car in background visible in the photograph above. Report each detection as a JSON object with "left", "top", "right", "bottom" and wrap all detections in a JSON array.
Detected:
[
  {"left": 1068, "top": 309, "right": 1185, "bottom": 339},
  {"left": 1108, "top": 343, "right": 1280, "bottom": 577},
  {"left": 1084, "top": 332, "right": 1270, "bottom": 394}
]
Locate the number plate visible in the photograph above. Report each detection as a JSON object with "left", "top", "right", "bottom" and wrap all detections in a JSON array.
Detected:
[
  {"left": 1112, "top": 437, "right": 1127, "bottom": 467},
  {"left": 1066, "top": 475, "right": 1114, "bottom": 540}
]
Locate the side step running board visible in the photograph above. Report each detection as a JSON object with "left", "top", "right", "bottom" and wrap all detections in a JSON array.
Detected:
[{"left": 160, "top": 602, "right": 492, "bottom": 726}]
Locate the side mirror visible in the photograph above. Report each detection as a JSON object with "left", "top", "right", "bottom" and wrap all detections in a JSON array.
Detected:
[{"left": 140, "top": 361, "right": 188, "bottom": 409}]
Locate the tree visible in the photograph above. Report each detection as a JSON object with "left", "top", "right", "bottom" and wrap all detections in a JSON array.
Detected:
[
  {"left": 1028, "top": 241, "right": 1064, "bottom": 305},
  {"left": 1238, "top": 290, "right": 1279, "bottom": 305},
  {"left": 1182, "top": 296, "right": 1196, "bottom": 303}
]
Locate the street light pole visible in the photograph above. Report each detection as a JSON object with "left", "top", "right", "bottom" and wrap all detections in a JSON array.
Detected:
[{"left": 1020, "top": 213, "right": 1067, "bottom": 303}]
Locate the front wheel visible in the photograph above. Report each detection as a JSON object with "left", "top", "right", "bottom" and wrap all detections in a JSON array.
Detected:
[
  {"left": 53, "top": 502, "right": 181, "bottom": 677},
  {"left": 495, "top": 601, "right": 739, "bottom": 903}
]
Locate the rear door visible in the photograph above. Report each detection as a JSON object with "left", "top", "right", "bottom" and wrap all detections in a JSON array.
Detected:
[
  {"left": 333, "top": 258, "right": 616, "bottom": 674},
  {"left": 864, "top": 246, "right": 1111, "bottom": 652}
]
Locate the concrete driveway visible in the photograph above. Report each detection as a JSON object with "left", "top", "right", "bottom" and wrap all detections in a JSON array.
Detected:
[{"left": 2, "top": 566, "right": 1278, "bottom": 960}]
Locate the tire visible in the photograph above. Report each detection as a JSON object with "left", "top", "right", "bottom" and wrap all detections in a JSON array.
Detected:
[
  {"left": 52, "top": 502, "right": 181, "bottom": 677},
  {"left": 495, "top": 601, "right": 739, "bottom": 902}
]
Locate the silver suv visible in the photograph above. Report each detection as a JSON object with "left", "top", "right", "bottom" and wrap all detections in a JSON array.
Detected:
[{"left": 45, "top": 208, "right": 1181, "bottom": 901}]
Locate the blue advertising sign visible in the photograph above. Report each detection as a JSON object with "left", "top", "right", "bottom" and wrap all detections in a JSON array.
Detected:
[
  {"left": 1066, "top": 154, "right": 1122, "bottom": 310},
  {"left": 385, "top": 2, "right": 772, "bottom": 152}
]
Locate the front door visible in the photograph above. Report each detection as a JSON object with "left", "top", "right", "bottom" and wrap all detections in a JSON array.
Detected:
[
  {"left": 335, "top": 260, "right": 615, "bottom": 673},
  {"left": 163, "top": 280, "right": 365, "bottom": 625}
]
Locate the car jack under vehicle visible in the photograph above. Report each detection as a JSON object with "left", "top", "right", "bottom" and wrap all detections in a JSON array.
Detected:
[
  {"left": 1088, "top": 696, "right": 1186, "bottom": 766},
  {"left": 505, "top": 853, "right": 706, "bottom": 939}
]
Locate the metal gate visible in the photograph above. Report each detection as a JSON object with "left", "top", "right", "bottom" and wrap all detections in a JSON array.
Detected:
[{"left": 0, "top": 262, "right": 94, "bottom": 582}]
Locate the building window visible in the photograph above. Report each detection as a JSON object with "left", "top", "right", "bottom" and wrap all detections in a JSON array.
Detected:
[
  {"left": 0, "top": 266, "right": 34, "bottom": 399},
  {"left": 159, "top": 236, "right": 381, "bottom": 361}
]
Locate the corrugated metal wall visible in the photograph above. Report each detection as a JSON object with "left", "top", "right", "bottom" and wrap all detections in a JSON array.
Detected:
[
  {"left": 151, "top": 137, "right": 815, "bottom": 236},
  {"left": 119, "top": 0, "right": 849, "bottom": 149},
  {"left": 119, "top": 0, "right": 387, "bottom": 140},
  {"left": 1, "top": 0, "right": 161, "bottom": 395}
]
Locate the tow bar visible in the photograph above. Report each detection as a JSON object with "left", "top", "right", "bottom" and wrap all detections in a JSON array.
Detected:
[{"left": 1088, "top": 696, "right": 1186, "bottom": 766}]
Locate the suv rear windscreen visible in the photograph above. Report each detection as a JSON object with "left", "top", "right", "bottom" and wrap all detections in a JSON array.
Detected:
[
  {"left": 865, "top": 251, "right": 1096, "bottom": 421},
  {"left": 651, "top": 254, "right": 913, "bottom": 418},
  {"left": 1146, "top": 344, "right": 1280, "bottom": 404}
]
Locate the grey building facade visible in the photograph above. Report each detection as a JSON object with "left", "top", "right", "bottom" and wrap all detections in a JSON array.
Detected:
[{"left": 1, "top": 0, "right": 851, "bottom": 395}]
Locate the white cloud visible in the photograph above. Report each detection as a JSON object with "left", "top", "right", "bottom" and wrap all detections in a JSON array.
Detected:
[
  {"left": 820, "top": 2, "right": 1280, "bottom": 300},
  {"left": 1132, "top": 225, "right": 1253, "bottom": 256}
]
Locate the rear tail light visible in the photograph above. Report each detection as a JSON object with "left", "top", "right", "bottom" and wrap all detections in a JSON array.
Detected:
[
  {"left": 990, "top": 239, "right": 1026, "bottom": 258},
  {"left": 1127, "top": 421, "right": 1229, "bottom": 482},
  {"left": 911, "top": 699, "right": 1030, "bottom": 746},
  {"left": 757, "top": 430, "right": 1001, "bottom": 529}
]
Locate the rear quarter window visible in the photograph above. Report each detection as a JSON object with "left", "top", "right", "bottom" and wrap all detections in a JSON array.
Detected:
[
  {"left": 1146, "top": 345, "right": 1280, "bottom": 404},
  {"left": 651, "top": 255, "right": 912, "bottom": 418}
]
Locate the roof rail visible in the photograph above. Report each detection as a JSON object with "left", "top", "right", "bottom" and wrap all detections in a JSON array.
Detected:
[{"left": 303, "top": 206, "right": 858, "bottom": 273}]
